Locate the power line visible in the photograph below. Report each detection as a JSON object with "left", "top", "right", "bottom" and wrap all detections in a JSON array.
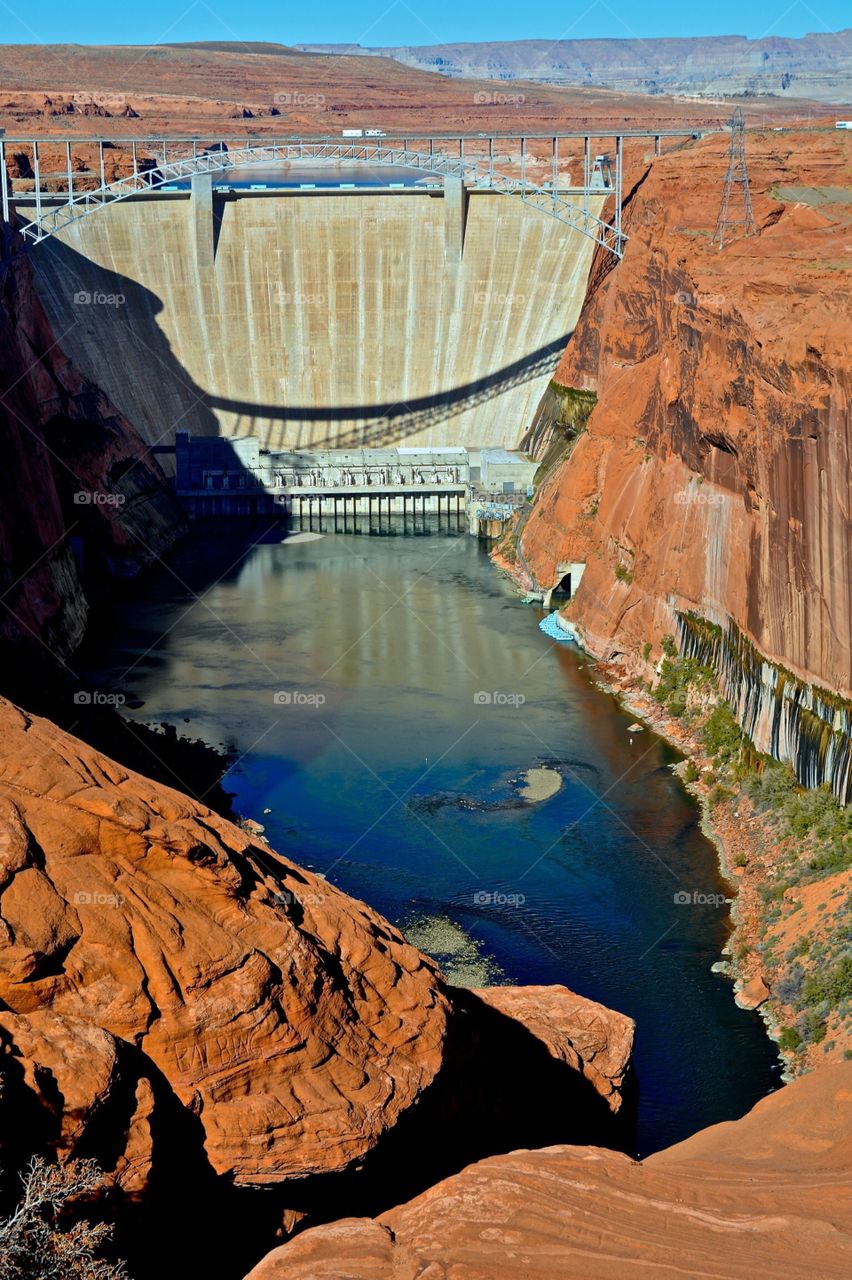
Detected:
[{"left": 712, "top": 107, "right": 756, "bottom": 250}]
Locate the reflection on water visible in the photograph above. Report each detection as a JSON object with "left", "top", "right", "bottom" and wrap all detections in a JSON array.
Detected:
[{"left": 79, "top": 520, "right": 780, "bottom": 1155}]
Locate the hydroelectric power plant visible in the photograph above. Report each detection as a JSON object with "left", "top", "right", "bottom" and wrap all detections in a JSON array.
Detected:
[
  {"left": 3, "top": 130, "right": 686, "bottom": 463},
  {"left": 3, "top": 30, "right": 850, "bottom": 1277}
]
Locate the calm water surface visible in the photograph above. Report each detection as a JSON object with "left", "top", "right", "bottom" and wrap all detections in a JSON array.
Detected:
[{"left": 80, "top": 519, "right": 780, "bottom": 1155}]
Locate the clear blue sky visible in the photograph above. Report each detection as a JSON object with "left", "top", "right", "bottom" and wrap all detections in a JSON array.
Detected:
[{"left": 0, "top": 0, "right": 847, "bottom": 47}]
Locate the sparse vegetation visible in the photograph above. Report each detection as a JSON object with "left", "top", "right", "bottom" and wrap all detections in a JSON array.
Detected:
[
  {"left": 0, "top": 1157, "right": 127, "bottom": 1280},
  {"left": 643, "top": 628, "right": 852, "bottom": 1065},
  {"left": 778, "top": 1026, "right": 802, "bottom": 1052}
]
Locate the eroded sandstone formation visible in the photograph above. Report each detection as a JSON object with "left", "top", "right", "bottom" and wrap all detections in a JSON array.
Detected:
[
  {"left": 509, "top": 128, "right": 852, "bottom": 702},
  {"left": 245, "top": 1060, "right": 852, "bottom": 1280},
  {"left": 0, "top": 696, "right": 633, "bottom": 1276}
]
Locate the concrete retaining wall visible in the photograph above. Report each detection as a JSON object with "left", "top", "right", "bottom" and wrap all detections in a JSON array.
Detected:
[{"left": 29, "top": 188, "right": 601, "bottom": 452}]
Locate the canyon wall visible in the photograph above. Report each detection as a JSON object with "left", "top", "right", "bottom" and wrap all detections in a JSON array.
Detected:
[
  {"left": 28, "top": 189, "right": 600, "bottom": 453},
  {"left": 508, "top": 127, "right": 852, "bottom": 784},
  {"left": 0, "top": 231, "right": 183, "bottom": 665},
  {"left": 297, "top": 33, "right": 852, "bottom": 104}
]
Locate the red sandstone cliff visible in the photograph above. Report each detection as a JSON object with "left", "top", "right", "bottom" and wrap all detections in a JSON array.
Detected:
[
  {"left": 0, "top": 696, "right": 633, "bottom": 1275},
  {"left": 245, "top": 1060, "right": 852, "bottom": 1280},
  {"left": 0, "top": 231, "right": 183, "bottom": 664},
  {"left": 510, "top": 128, "right": 852, "bottom": 697}
]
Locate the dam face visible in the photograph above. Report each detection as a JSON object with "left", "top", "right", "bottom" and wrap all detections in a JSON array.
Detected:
[{"left": 29, "top": 188, "right": 600, "bottom": 453}]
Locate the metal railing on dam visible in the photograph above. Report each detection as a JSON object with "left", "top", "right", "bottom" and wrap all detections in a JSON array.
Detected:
[
  {"left": 0, "top": 128, "right": 700, "bottom": 261},
  {"left": 2, "top": 127, "right": 698, "bottom": 455}
]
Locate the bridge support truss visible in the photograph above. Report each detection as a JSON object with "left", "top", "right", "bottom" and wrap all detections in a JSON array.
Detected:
[{"left": 0, "top": 130, "right": 700, "bottom": 265}]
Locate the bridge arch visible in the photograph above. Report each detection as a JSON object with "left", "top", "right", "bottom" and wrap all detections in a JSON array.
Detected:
[{"left": 6, "top": 140, "right": 627, "bottom": 258}]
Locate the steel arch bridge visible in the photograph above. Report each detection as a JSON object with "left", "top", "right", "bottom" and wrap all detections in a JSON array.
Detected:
[{"left": 3, "top": 138, "right": 627, "bottom": 259}]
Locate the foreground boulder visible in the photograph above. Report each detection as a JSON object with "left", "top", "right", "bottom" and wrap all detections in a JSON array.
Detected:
[
  {"left": 246, "top": 1062, "right": 852, "bottom": 1280},
  {"left": 0, "top": 697, "right": 451, "bottom": 1186},
  {"left": 0, "top": 697, "right": 633, "bottom": 1275}
]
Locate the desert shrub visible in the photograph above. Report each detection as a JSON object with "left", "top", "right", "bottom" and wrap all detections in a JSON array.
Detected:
[
  {"left": 777, "top": 1026, "right": 802, "bottom": 1052},
  {"left": 652, "top": 656, "right": 711, "bottom": 719},
  {"left": 774, "top": 963, "right": 805, "bottom": 1005},
  {"left": 701, "top": 703, "right": 744, "bottom": 761},
  {"left": 0, "top": 1157, "right": 127, "bottom": 1280},
  {"left": 746, "top": 762, "right": 799, "bottom": 808},
  {"left": 802, "top": 955, "right": 852, "bottom": 1007}
]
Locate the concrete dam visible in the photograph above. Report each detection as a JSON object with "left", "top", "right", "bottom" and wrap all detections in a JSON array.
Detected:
[{"left": 28, "top": 184, "right": 602, "bottom": 455}]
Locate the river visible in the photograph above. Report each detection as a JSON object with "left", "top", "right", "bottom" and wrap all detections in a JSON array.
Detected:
[{"left": 78, "top": 517, "right": 780, "bottom": 1155}]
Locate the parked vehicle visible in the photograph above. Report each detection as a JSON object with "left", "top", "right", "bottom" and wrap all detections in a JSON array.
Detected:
[
  {"left": 341, "top": 128, "right": 387, "bottom": 138},
  {"left": 835, "top": 121, "right": 852, "bottom": 129}
]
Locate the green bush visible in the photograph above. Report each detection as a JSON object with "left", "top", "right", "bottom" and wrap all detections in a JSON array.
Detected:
[
  {"left": 661, "top": 634, "right": 677, "bottom": 658},
  {"left": 684, "top": 760, "right": 699, "bottom": 784},
  {"left": 747, "top": 766, "right": 852, "bottom": 876},
  {"left": 701, "top": 703, "right": 744, "bottom": 760},
  {"left": 642, "top": 641, "right": 652, "bottom": 661},
  {"left": 802, "top": 955, "right": 852, "bottom": 1007},
  {"left": 777, "top": 1026, "right": 802, "bottom": 1052},
  {"left": 652, "top": 656, "right": 712, "bottom": 718}
]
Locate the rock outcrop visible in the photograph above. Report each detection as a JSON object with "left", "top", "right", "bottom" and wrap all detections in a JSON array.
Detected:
[
  {"left": 0, "top": 696, "right": 633, "bottom": 1276},
  {"left": 0, "top": 696, "right": 451, "bottom": 1186},
  {"left": 245, "top": 1061, "right": 852, "bottom": 1280},
  {"left": 510, "top": 128, "right": 852, "bottom": 700}
]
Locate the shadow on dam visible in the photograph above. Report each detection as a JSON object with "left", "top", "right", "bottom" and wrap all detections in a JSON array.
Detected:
[
  {"left": 28, "top": 187, "right": 596, "bottom": 454},
  {"left": 33, "top": 236, "right": 572, "bottom": 454}
]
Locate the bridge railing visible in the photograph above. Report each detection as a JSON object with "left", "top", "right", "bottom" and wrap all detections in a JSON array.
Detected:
[{"left": 2, "top": 138, "right": 627, "bottom": 258}]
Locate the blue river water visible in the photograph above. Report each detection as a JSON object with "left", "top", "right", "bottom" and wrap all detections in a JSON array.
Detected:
[{"left": 78, "top": 519, "right": 781, "bottom": 1155}]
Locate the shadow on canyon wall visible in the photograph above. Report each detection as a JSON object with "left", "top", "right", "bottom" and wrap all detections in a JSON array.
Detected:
[{"left": 36, "top": 236, "right": 570, "bottom": 452}]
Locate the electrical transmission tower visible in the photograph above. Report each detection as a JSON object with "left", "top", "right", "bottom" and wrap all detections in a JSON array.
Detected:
[{"left": 712, "top": 107, "right": 756, "bottom": 249}]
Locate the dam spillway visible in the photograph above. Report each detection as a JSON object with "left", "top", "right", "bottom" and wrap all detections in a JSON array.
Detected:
[{"left": 27, "top": 184, "right": 602, "bottom": 454}]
